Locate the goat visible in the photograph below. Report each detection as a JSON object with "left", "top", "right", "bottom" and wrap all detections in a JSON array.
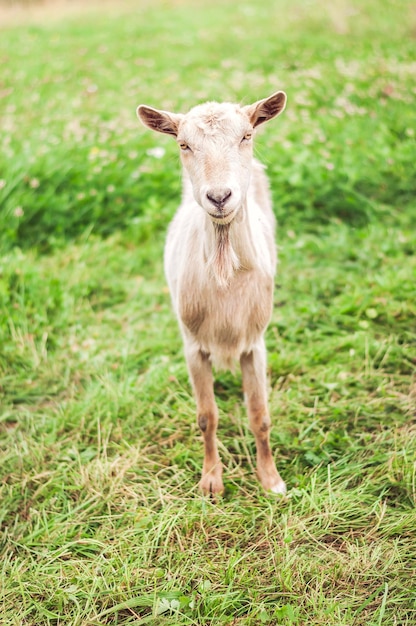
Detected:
[{"left": 137, "top": 91, "right": 287, "bottom": 495}]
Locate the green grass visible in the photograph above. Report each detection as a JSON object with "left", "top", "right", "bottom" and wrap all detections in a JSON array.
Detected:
[{"left": 1, "top": 0, "right": 415, "bottom": 623}]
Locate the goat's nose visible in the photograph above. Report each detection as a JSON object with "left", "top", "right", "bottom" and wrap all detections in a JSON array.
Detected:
[{"left": 206, "top": 189, "right": 232, "bottom": 209}]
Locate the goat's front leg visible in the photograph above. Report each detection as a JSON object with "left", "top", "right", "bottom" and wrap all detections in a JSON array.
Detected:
[
  {"left": 185, "top": 344, "right": 223, "bottom": 495},
  {"left": 240, "top": 342, "right": 286, "bottom": 495}
]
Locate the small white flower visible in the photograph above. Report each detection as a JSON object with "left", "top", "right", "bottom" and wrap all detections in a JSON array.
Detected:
[
  {"left": 107, "top": 184, "right": 115, "bottom": 193},
  {"left": 0, "top": 179, "right": 6, "bottom": 189},
  {"left": 14, "top": 206, "right": 24, "bottom": 217},
  {"left": 30, "top": 178, "right": 40, "bottom": 188},
  {"left": 146, "top": 147, "right": 165, "bottom": 159}
]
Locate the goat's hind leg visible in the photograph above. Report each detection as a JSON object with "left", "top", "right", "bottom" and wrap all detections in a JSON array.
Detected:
[
  {"left": 185, "top": 344, "right": 223, "bottom": 495},
  {"left": 240, "top": 343, "right": 286, "bottom": 495}
]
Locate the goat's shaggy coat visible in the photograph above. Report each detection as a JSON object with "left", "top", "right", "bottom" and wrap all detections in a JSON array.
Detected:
[{"left": 137, "top": 91, "right": 287, "bottom": 495}]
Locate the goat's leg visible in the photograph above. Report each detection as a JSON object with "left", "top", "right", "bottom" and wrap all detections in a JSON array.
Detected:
[
  {"left": 185, "top": 345, "right": 223, "bottom": 495},
  {"left": 240, "top": 343, "right": 286, "bottom": 494}
]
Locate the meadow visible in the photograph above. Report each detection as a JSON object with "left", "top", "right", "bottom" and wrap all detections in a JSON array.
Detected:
[{"left": 0, "top": 0, "right": 415, "bottom": 623}]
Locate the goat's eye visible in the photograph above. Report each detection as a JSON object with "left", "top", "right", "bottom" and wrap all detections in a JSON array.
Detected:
[
  {"left": 179, "top": 142, "right": 190, "bottom": 151},
  {"left": 241, "top": 133, "right": 253, "bottom": 143}
]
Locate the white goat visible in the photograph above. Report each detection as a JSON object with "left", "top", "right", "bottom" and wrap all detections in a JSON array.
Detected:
[{"left": 137, "top": 91, "right": 287, "bottom": 495}]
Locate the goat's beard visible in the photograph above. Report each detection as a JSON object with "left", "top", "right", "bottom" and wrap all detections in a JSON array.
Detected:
[{"left": 208, "top": 223, "right": 240, "bottom": 289}]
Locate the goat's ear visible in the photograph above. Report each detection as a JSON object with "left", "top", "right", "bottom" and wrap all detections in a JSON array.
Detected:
[
  {"left": 137, "top": 105, "right": 183, "bottom": 137},
  {"left": 244, "top": 91, "right": 287, "bottom": 128}
]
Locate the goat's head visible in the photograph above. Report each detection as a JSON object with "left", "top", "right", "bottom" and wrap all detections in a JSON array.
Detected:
[{"left": 137, "top": 92, "right": 286, "bottom": 224}]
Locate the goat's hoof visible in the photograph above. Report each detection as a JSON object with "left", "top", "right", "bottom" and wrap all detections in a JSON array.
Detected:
[
  {"left": 199, "top": 473, "right": 224, "bottom": 497},
  {"left": 269, "top": 479, "right": 287, "bottom": 496},
  {"left": 258, "top": 469, "right": 287, "bottom": 496}
]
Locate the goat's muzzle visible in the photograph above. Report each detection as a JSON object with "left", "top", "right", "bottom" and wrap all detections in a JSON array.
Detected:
[
  {"left": 206, "top": 188, "right": 232, "bottom": 209},
  {"left": 206, "top": 188, "right": 236, "bottom": 223}
]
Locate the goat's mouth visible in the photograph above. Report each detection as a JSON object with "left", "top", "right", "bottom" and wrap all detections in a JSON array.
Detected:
[{"left": 207, "top": 209, "right": 236, "bottom": 225}]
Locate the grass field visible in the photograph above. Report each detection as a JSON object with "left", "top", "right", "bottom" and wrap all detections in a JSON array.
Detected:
[{"left": 1, "top": 0, "right": 415, "bottom": 624}]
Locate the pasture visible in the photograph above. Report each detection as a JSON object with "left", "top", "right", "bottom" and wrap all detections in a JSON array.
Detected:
[{"left": 0, "top": 0, "right": 415, "bottom": 623}]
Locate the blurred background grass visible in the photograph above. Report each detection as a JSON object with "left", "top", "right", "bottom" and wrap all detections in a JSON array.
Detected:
[{"left": 1, "top": 0, "right": 415, "bottom": 252}]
